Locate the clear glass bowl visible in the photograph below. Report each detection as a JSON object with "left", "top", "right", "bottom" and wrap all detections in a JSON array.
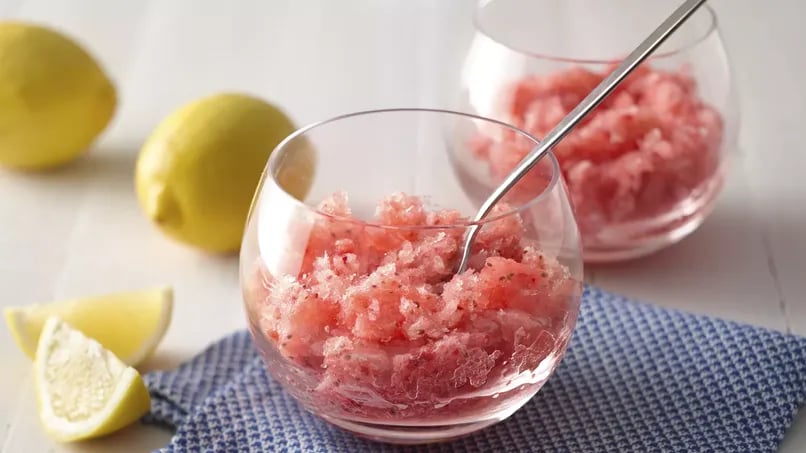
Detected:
[
  {"left": 240, "top": 108, "right": 583, "bottom": 444},
  {"left": 455, "top": 0, "right": 739, "bottom": 263}
]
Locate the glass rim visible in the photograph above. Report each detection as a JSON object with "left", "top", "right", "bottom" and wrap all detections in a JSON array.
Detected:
[
  {"left": 266, "top": 107, "right": 561, "bottom": 231},
  {"left": 473, "top": 0, "right": 719, "bottom": 65}
]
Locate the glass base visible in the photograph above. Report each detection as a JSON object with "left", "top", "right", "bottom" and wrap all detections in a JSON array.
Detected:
[
  {"left": 302, "top": 376, "right": 544, "bottom": 445},
  {"left": 582, "top": 171, "right": 724, "bottom": 263},
  {"left": 318, "top": 414, "right": 501, "bottom": 445},
  {"left": 319, "top": 405, "right": 532, "bottom": 445},
  {"left": 248, "top": 321, "right": 557, "bottom": 446}
]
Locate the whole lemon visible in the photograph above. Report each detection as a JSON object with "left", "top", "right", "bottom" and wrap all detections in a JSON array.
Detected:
[
  {"left": 135, "top": 93, "right": 310, "bottom": 253},
  {"left": 0, "top": 21, "right": 116, "bottom": 170}
]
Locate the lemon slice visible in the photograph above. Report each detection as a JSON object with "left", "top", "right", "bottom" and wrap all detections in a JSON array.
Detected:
[
  {"left": 5, "top": 286, "right": 172, "bottom": 366},
  {"left": 35, "top": 317, "right": 151, "bottom": 442}
]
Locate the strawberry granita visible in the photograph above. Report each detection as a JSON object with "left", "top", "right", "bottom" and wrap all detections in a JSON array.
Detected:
[
  {"left": 470, "top": 64, "right": 725, "bottom": 253},
  {"left": 245, "top": 191, "right": 580, "bottom": 423}
]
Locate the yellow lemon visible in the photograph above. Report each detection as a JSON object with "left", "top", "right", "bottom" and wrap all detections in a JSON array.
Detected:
[
  {"left": 5, "top": 286, "right": 172, "bottom": 366},
  {"left": 34, "top": 317, "right": 151, "bottom": 442},
  {"left": 0, "top": 21, "right": 116, "bottom": 170},
  {"left": 136, "top": 92, "right": 313, "bottom": 253}
]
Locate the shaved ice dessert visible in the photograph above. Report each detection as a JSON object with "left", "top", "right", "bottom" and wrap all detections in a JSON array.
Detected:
[
  {"left": 244, "top": 191, "right": 581, "bottom": 425},
  {"left": 469, "top": 64, "right": 725, "bottom": 259}
]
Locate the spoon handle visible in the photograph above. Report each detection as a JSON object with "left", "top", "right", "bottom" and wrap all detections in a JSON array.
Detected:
[{"left": 457, "top": 0, "right": 708, "bottom": 273}]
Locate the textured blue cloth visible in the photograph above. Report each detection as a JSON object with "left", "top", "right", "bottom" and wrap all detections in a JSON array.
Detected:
[{"left": 144, "top": 287, "right": 806, "bottom": 452}]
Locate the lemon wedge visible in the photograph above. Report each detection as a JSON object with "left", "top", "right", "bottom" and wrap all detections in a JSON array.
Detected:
[
  {"left": 35, "top": 316, "right": 151, "bottom": 442},
  {"left": 5, "top": 286, "right": 172, "bottom": 366}
]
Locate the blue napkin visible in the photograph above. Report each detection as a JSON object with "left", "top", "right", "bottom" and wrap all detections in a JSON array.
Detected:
[{"left": 143, "top": 287, "right": 806, "bottom": 452}]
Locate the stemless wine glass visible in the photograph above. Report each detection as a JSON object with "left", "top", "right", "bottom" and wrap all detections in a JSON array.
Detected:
[
  {"left": 239, "top": 108, "right": 583, "bottom": 444},
  {"left": 455, "top": 0, "right": 739, "bottom": 262}
]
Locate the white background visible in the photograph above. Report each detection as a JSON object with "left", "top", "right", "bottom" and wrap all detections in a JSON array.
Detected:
[{"left": 1, "top": 0, "right": 804, "bottom": 451}]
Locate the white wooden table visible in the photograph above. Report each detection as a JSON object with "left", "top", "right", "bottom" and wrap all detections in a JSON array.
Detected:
[{"left": 1, "top": 1, "right": 804, "bottom": 451}]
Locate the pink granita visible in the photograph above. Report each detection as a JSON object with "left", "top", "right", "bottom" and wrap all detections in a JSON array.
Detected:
[
  {"left": 249, "top": 192, "right": 580, "bottom": 421},
  {"left": 471, "top": 64, "right": 724, "bottom": 238}
]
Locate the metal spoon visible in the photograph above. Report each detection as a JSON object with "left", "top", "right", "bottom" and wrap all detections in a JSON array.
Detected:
[{"left": 455, "top": 0, "right": 708, "bottom": 273}]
